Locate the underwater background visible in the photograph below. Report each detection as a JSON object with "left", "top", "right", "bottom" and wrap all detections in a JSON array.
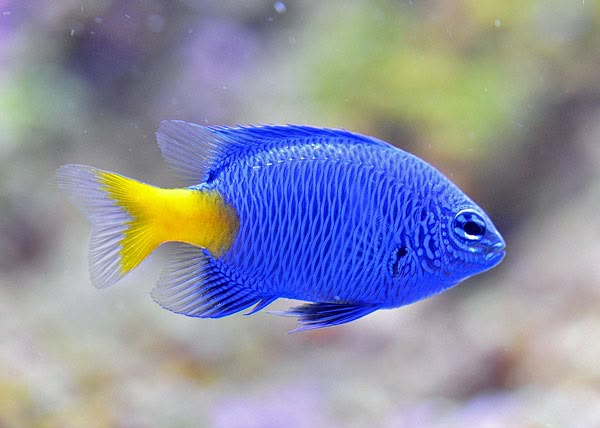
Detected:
[{"left": 2, "top": 0, "right": 600, "bottom": 426}]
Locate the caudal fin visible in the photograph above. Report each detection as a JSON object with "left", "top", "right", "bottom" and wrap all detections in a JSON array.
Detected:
[
  {"left": 56, "top": 165, "right": 164, "bottom": 288},
  {"left": 56, "top": 164, "right": 239, "bottom": 288}
]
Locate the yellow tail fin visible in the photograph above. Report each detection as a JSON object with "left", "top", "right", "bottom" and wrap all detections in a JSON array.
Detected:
[{"left": 56, "top": 165, "right": 238, "bottom": 288}]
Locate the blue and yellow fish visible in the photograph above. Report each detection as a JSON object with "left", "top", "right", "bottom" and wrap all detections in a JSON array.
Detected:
[{"left": 57, "top": 121, "right": 505, "bottom": 331}]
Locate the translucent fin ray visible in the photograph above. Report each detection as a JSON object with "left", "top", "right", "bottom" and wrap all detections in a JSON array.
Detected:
[
  {"left": 156, "top": 120, "right": 391, "bottom": 185},
  {"left": 151, "top": 243, "right": 272, "bottom": 318},
  {"left": 56, "top": 165, "right": 141, "bottom": 288},
  {"left": 156, "top": 120, "right": 219, "bottom": 184}
]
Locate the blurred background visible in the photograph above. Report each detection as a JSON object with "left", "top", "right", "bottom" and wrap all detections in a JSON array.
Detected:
[{"left": 2, "top": 0, "right": 600, "bottom": 426}]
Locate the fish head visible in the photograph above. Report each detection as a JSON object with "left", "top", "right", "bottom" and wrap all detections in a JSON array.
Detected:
[
  {"left": 441, "top": 203, "right": 506, "bottom": 283},
  {"left": 388, "top": 191, "right": 505, "bottom": 306}
]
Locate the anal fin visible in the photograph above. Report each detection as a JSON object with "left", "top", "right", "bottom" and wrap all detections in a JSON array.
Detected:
[
  {"left": 274, "top": 302, "right": 380, "bottom": 333},
  {"left": 151, "top": 244, "right": 273, "bottom": 318}
]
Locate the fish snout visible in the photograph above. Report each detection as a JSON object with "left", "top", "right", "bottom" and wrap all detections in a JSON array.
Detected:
[{"left": 484, "top": 239, "right": 506, "bottom": 262}]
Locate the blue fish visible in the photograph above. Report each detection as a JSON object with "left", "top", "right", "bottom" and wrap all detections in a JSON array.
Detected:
[{"left": 57, "top": 121, "right": 505, "bottom": 332}]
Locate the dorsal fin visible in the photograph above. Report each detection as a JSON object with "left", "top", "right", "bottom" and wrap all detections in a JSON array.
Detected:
[
  {"left": 156, "top": 121, "right": 390, "bottom": 185},
  {"left": 156, "top": 120, "right": 222, "bottom": 184}
]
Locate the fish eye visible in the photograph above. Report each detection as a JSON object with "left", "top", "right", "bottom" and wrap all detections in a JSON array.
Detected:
[{"left": 453, "top": 210, "right": 486, "bottom": 241}]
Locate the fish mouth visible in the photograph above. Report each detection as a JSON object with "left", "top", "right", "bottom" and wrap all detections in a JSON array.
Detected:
[{"left": 484, "top": 241, "right": 506, "bottom": 262}]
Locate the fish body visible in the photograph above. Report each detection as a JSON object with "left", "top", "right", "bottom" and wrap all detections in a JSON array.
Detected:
[{"left": 57, "top": 121, "right": 505, "bottom": 331}]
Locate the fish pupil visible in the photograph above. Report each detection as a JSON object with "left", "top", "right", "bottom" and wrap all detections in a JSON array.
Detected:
[
  {"left": 464, "top": 220, "right": 484, "bottom": 237},
  {"left": 453, "top": 209, "right": 487, "bottom": 241}
]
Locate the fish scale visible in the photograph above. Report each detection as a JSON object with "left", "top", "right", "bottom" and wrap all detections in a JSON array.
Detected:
[{"left": 219, "top": 143, "right": 420, "bottom": 304}]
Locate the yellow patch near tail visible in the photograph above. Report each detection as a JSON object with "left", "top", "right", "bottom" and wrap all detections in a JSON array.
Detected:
[{"left": 96, "top": 171, "right": 239, "bottom": 275}]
